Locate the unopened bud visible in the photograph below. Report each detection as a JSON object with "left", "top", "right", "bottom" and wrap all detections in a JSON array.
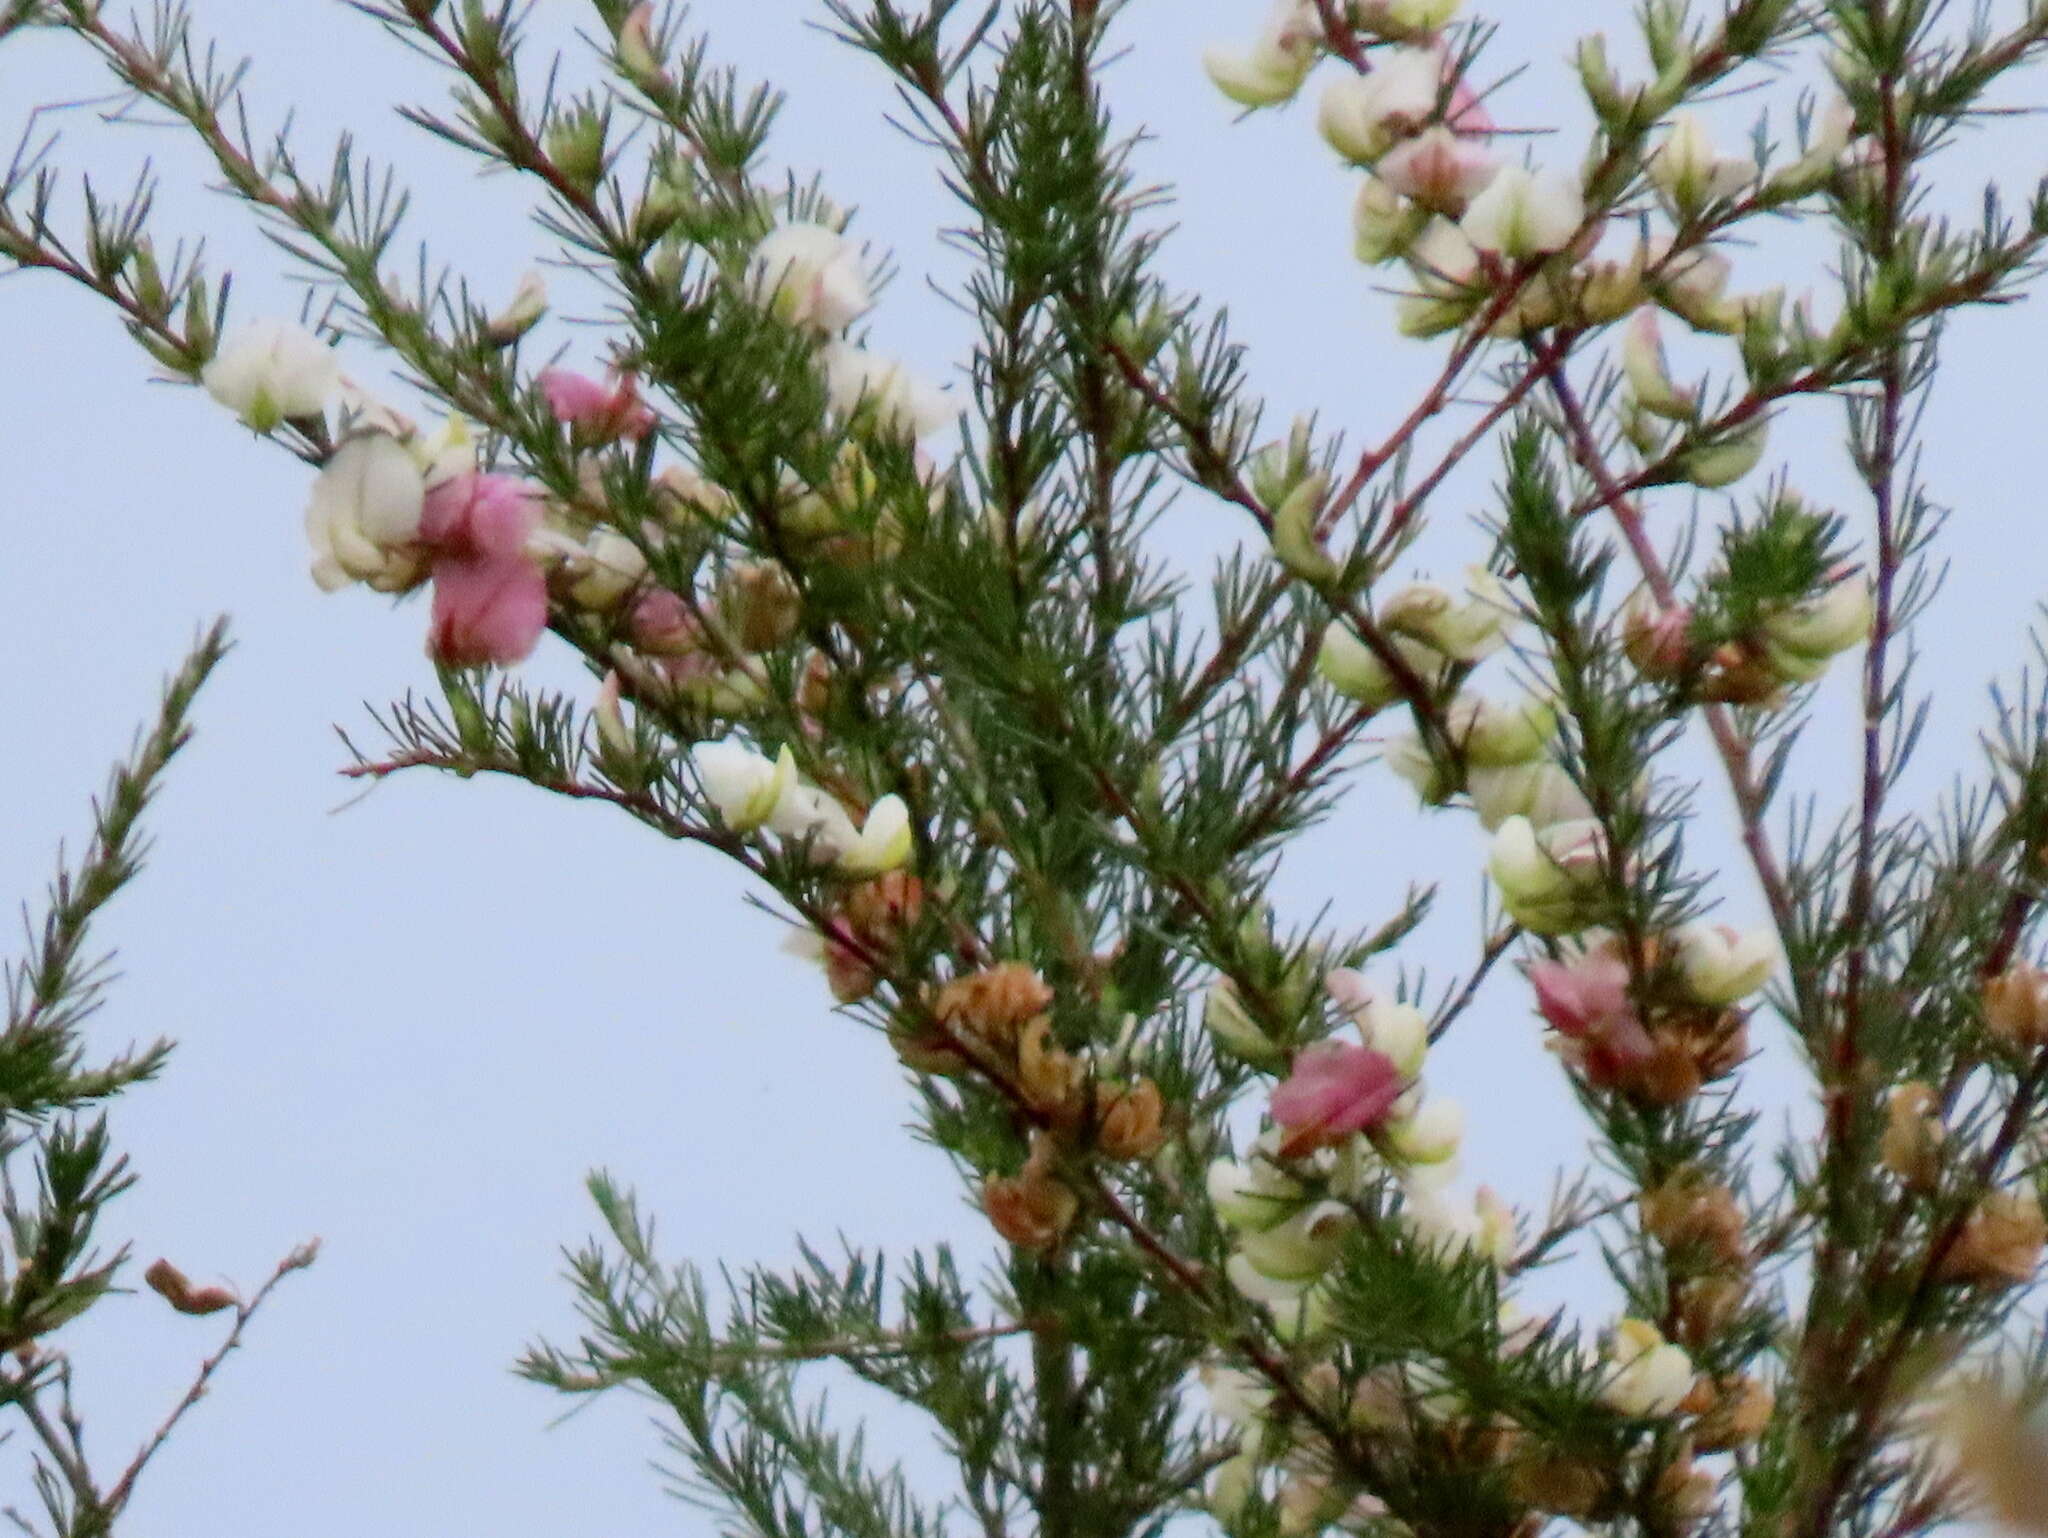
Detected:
[
  {"left": 484, "top": 269, "right": 547, "bottom": 347},
  {"left": 616, "top": 3, "right": 669, "bottom": 93},
  {"left": 545, "top": 108, "right": 609, "bottom": 194},
  {"left": 1267, "top": 472, "right": 1337, "bottom": 586}
]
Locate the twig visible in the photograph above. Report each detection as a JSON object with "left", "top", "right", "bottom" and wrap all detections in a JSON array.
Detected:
[{"left": 99, "top": 1240, "right": 320, "bottom": 1519}]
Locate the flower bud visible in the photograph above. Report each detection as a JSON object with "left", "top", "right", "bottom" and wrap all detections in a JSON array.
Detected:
[
  {"left": 1621, "top": 307, "right": 1699, "bottom": 422},
  {"left": 1204, "top": 977, "right": 1284, "bottom": 1068},
  {"left": 1674, "top": 922, "right": 1777, "bottom": 1004},
  {"left": 1316, "top": 623, "right": 1444, "bottom": 710},
  {"left": 615, "top": 3, "right": 669, "bottom": 93},
  {"left": 1202, "top": 2, "right": 1318, "bottom": 108},
  {"left": 544, "top": 107, "right": 609, "bottom": 194},
  {"left": 1267, "top": 473, "right": 1337, "bottom": 584},
  {"left": 1673, "top": 416, "right": 1768, "bottom": 488},
  {"left": 1768, "top": 98, "right": 1856, "bottom": 200},
  {"left": 1380, "top": 568, "right": 1512, "bottom": 661},
  {"left": 483, "top": 269, "right": 548, "bottom": 346}
]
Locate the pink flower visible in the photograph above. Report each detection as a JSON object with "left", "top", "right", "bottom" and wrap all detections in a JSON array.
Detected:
[
  {"left": 1270, "top": 1043, "right": 1405, "bottom": 1157},
  {"left": 1379, "top": 126, "right": 1499, "bottom": 214},
  {"left": 1526, "top": 948, "right": 1654, "bottom": 1074},
  {"left": 420, "top": 472, "right": 540, "bottom": 560},
  {"left": 428, "top": 552, "right": 549, "bottom": 667},
  {"left": 538, "top": 367, "right": 657, "bottom": 444},
  {"left": 418, "top": 472, "right": 549, "bottom": 667}
]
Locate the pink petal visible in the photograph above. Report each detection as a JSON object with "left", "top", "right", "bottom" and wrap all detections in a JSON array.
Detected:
[
  {"left": 540, "top": 368, "right": 613, "bottom": 423},
  {"left": 1271, "top": 1042, "right": 1404, "bottom": 1144},
  {"left": 428, "top": 554, "right": 549, "bottom": 667},
  {"left": 421, "top": 472, "right": 538, "bottom": 561}
]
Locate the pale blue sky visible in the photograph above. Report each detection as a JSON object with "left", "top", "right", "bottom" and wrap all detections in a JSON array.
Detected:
[{"left": 3, "top": 2, "right": 2046, "bottom": 1534}]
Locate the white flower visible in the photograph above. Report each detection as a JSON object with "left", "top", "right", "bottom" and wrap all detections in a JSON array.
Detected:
[
  {"left": 1235, "top": 1200, "right": 1356, "bottom": 1282},
  {"left": 564, "top": 530, "right": 649, "bottom": 611},
  {"left": 1207, "top": 1153, "right": 1307, "bottom": 1232},
  {"left": 1380, "top": 568, "right": 1512, "bottom": 661},
  {"left": 1315, "top": 47, "right": 1440, "bottom": 164},
  {"left": 203, "top": 319, "right": 339, "bottom": 431},
  {"left": 821, "top": 343, "right": 957, "bottom": 439},
  {"left": 1198, "top": 1361, "right": 1275, "bottom": 1428},
  {"left": 1467, "top": 759, "right": 1594, "bottom": 831},
  {"left": 1445, "top": 694, "right": 1557, "bottom": 767},
  {"left": 745, "top": 223, "right": 872, "bottom": 332},
  {"left": 1403, "top": 1183, "right": 1514, "bottom": 1266},
  {"left": 1763, "top": 578, "right": 1875, "bottom": 676},
  {"left": 691, "top": 739, "right": 796, "bottom": 832},
  {"left": 1224, "top": 1255, "right": 1333, "bottom": 1339},
  {"left": 302, "top": 432, "right": 429, "bottom": 593},
  {"left": 1600, "top": 1319, "right": 1695, "bottom": 1416},
  {"left": 1770, "top": 97, "right": 1857, "bottom": 198},
  {"left": 1649, "top": 112, "right": 1755, "bottom": 213},
  {"left": 1327, "top": 969, "right": 1429, "bottom": 1078},
  {"left": 1487, "top": 816, "right": 1607, "bottom": 934},
  {"left": 1676, "top": 922, "right": 1778, "bottom": 1005},
  {"left": 1202, "top": 0, "right": 1320, "bottom": 107},
  {"left": 1460, "top": 166, "right": 1585, "bottom": 258},
  {"left": 1351, "top": 177, "right": 1428, "bottom": 265},
  {"left": 767, "top": 781, "right": 861, "bottom": 856},
  {"left": 837, "top": 794, "right": 914, "bottom": 876},
  {"left": 1385, "top": 1096, "right": 1464, "bottom": 1164},
  {"left": 1315, "top": 622, "right": 1443, "bottom": 709},
  {"left": 408, "top": 413, "right": 479, "bottom": 489}
]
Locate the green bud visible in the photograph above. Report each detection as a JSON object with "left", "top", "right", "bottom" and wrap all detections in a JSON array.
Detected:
[
  {"left": 1268, "top": 472, "right": 1337, "bottom": 586},
  {"left": 545, "top": 107, "right": 609, "bottom": 194}
]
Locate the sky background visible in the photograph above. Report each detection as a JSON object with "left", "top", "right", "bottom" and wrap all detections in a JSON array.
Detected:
[{"left": 3, "top": 1, "right": 2047, "bottom": 1534}]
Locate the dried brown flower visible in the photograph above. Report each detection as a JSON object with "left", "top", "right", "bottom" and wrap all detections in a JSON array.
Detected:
[
  {"left": 1940, "top": 1189, "right": 2047, "bottom": 1289},
  {"left": 1095, "top": 1077, "right": 1166, "bottom": 1161}
]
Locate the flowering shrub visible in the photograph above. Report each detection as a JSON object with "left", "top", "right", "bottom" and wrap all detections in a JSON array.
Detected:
[{"left": 9, "top": 0, "right": 2048, "bottom": 1533}]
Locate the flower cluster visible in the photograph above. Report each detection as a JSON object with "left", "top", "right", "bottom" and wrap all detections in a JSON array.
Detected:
[{"left": 1207, "top": 968, "right": 1511, "bottom": 1334}]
